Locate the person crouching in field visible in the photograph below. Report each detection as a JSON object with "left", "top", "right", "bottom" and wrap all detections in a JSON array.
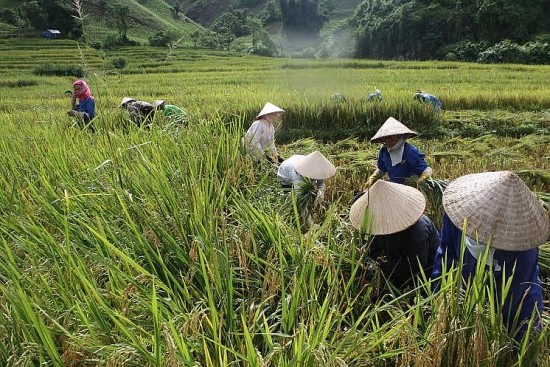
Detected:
[
  {"left": 431, "top": 171, "right": 548, "bottom": 344},
  {"left": 119, "top": 97, "right": 155, "bottom": 127},
  {"left": 365, "top": 117, "right": 432, "bottom": 188},
  {"left": 242, "top": 102, "right": 285, "bottom": 164},
  {"left": 153, "top": 100, "right": 187, "bottom": 123},
  {"left": 413, "top": 90, "right": 442, "bottom": 116},
  {"left": 350, "top": 180, "right": 439, "bottom": 290},
  {"left": 278, "top": 151, "right": 336, "bottom": 231},
  {"left": 367, "top": 89, "right": 383, "bottom": 101},
  {"left": 67, "top": 79, "right": 95, "bottom": 132}
]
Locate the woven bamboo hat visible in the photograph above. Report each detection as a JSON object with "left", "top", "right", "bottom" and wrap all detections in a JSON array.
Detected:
[
  {"left": 370, "top": 117, "right": 418, "bottom": 143},
  {"left": 120, "top": 97, "right": 135, "bottom": 107},
  {"left": 256, "top": 102, "right": 285, "bottom": 119},
  {"left": 350, "top": 180, "right": 426, "bottom": 235},
  {"left": 153, "top": 100, "right": 166, "bottom": 108},
  {"left": 294, "top": 151, "right": 336, "bottom": 180},
  {"left": 443, "top": 171, "right": 550, "bottom": 250}
]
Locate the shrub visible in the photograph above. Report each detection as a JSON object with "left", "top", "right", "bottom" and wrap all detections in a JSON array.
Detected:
[
  {"left": 33, "top": 64, "right": 84, "bottom": 77},
  {"left": 148, "top": 31, "right": 173, "bottom": 47},
  {"left": 477, "top": 40, "right": 521, "bottom": 63},
  {"left": 111, "top": 57, "right": 127, "bottom": 69},
  {"left": 442, "top": 40, "right": 488, "bottom": 62}
]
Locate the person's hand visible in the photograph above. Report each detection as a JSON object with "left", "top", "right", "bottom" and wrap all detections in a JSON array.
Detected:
[
  {"left": 67, "top": 110, "right": 80, "bottom": 118},
  {"left": 364, "top": 169, "right": 383, "bottom": 190},
  {"left": 418, "top": 170, "right": 431, "bottom": 182},
  {"left": 364, "top": 174, "right": 379, "bottom": 190}
]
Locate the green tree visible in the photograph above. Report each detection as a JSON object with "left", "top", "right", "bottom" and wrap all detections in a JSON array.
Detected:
[
  {"left": 20, "top": 0, "right": 81, "bottom": 38},
  {"left": 279, "top": 0, "right": 327, "bottom": 39},
  {"left": 108, "top": 3, "right": 130, "bottom": 42}
]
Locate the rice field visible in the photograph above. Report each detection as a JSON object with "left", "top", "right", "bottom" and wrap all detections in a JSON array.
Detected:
[{"left": 0, "top": 38, "right": 548, "bottom": 366}]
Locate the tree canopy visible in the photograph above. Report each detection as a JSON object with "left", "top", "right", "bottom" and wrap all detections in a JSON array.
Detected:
[{"left": 351, "top": 0, "right": 550, "bottom": 60}]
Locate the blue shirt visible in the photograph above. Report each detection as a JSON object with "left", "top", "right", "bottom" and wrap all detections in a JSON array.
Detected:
[
  {"left": 377, "top": 142, "right": 429, "bottom": 184},
  {"left": 77, "top": 97, "right": 95, "bottom": 122},
  {"left": 419, "top": 93, "right": 442, "bottom": 111},
  {"left": 431, "top": 214, "right": 543, "bottom": 341}
]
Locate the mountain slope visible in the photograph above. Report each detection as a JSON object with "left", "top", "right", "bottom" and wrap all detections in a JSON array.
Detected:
[{"left": 0, "top": 0, "right": 363, "bottom": 47}]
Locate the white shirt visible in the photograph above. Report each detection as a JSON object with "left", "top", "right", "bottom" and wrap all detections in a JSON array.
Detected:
[
  {"left": 277, "top": 155, "right": 326, "bottom": 200},
  {"left": 277, "top": 155, "right": 305, "bottom": 187},
  {"left": 243, "top": 118, "right": 277, "bottom": 160}
]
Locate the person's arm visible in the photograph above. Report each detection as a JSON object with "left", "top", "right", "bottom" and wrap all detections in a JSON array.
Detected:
[
  {"left": 405, "top": 144, "right": 430, "bottom": 178},
  {"left": 365, "top": 149, "right": 387, "bottom": 189},
  {"left": 371, "top": 233, "right": 414, "bottom": 287},
  {"left": 266, "top": 128, "right": 278, "bottom": 163}
]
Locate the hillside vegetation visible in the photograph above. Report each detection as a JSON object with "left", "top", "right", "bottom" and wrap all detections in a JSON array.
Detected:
[{"left": 1, "top": 0, "right": 548, "bottom": 61}]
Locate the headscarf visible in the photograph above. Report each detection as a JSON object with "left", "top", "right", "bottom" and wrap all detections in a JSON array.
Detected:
[
  {"left": 73, "top": 79, "right": 91, "bottom": 100},
  {"left": 387, "top": 138, "right": 405, "bottom": 166}
]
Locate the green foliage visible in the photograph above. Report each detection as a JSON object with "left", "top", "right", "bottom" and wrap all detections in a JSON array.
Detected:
[
  {"left": 280, "top": 0, "right": 328, "bottom": 40},
  {"left": 111, "top": 56, "right": 127, "bottom": 69},
  {"left": 32, "top": 63, "right": 84, "bottom": 77},
  {"left": 478, "top": 40, "right": 550, "bottom": 64},
  {"left": 148, "top": 30, "right": 173, "bottom": 47},
  {"left": 19, "top": 0, "right": 82, "bottom": 38},
  {"left": 353, "top": 0, "right": 550, "bottom": 61},
  {"left": 0, "top": 79, "right": 38, "bottom": 87}
]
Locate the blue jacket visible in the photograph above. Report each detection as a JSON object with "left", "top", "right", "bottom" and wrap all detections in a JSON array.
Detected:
[
  {"left": 431, "top": 214, "right": 543, "bottom": 341},
  {"left": 377, "top": 143, "right": 429, "bottom": 184},
  {"left": 77, "top": 97, "right": 95, "bottom": 123},
  {"left": 370, "top": 215, "right": 439, "bottom": 288},
  {"left": 420, "top": 93, "right": 442, "bottom": 111}
]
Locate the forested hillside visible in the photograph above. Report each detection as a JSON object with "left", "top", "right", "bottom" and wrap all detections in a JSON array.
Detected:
[
  {"left": 348, "top": 0, "right": 550, "bottom": 62},
  {"left": 0, "top": 0, "right": 548, "bottom": 62}
]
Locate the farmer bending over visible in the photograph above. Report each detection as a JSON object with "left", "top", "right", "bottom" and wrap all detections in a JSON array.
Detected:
[
  {"left": 350, "top": 180, "right": 439, "bottom": 290},
  {"left": 242, "top": 102, "right": 285, "bottom": 164},
  {"left": 431, "top": 171, "right": 548, "bottom": 344},
  {"left": 366, "top": 117, "right": 432, "bottom": 188}
]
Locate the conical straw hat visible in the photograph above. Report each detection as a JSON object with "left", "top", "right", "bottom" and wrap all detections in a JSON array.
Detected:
[
  {"left": 294, "top": 151, "right": 336, "bottom": 180},
  {"left": 443, "top": 171, "right": 549, "bottom": 250},
  {"left": 120, "top": 97, "right": 135, "bottom": 107},
  {"left": 350, "top": 180, "right": 426, "bottom": 235},
  {"left": 153, "top": 100, "right": 165, "bottom": 108},
  {"left": 370, "top": 117, "right": 418, "bottom": 143},
  {"left": 256, "top": 102, "right": 285, "bottom": 119}
]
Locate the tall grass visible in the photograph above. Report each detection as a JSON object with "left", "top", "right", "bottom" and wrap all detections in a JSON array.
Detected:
[{"left": 0, "top": 40, "right": 547, "bottom": 365}]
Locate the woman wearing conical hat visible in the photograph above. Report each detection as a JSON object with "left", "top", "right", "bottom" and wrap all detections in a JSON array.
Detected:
[
  {"left": 277, "top": 150, "right": 336, "bottom": 197},
  {"left": 278, "top": 151, "right": 336, "bottom": 230},
  {"left": 243, "top": 102, "right": 285, "bottom": 164},
  {"left": 431, "top": 171, "right": 549, "bottom": 343},
  {"left": 365, "top": 117, "right": 432, "bottom": 188},
  {"left": 350, "top": 180, "right": 439, "bottom": 289}
]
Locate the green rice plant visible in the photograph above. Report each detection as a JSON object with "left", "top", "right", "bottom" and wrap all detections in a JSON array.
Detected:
[{"left": 0, "top": 41, "right": 548, "bottom": 366}]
